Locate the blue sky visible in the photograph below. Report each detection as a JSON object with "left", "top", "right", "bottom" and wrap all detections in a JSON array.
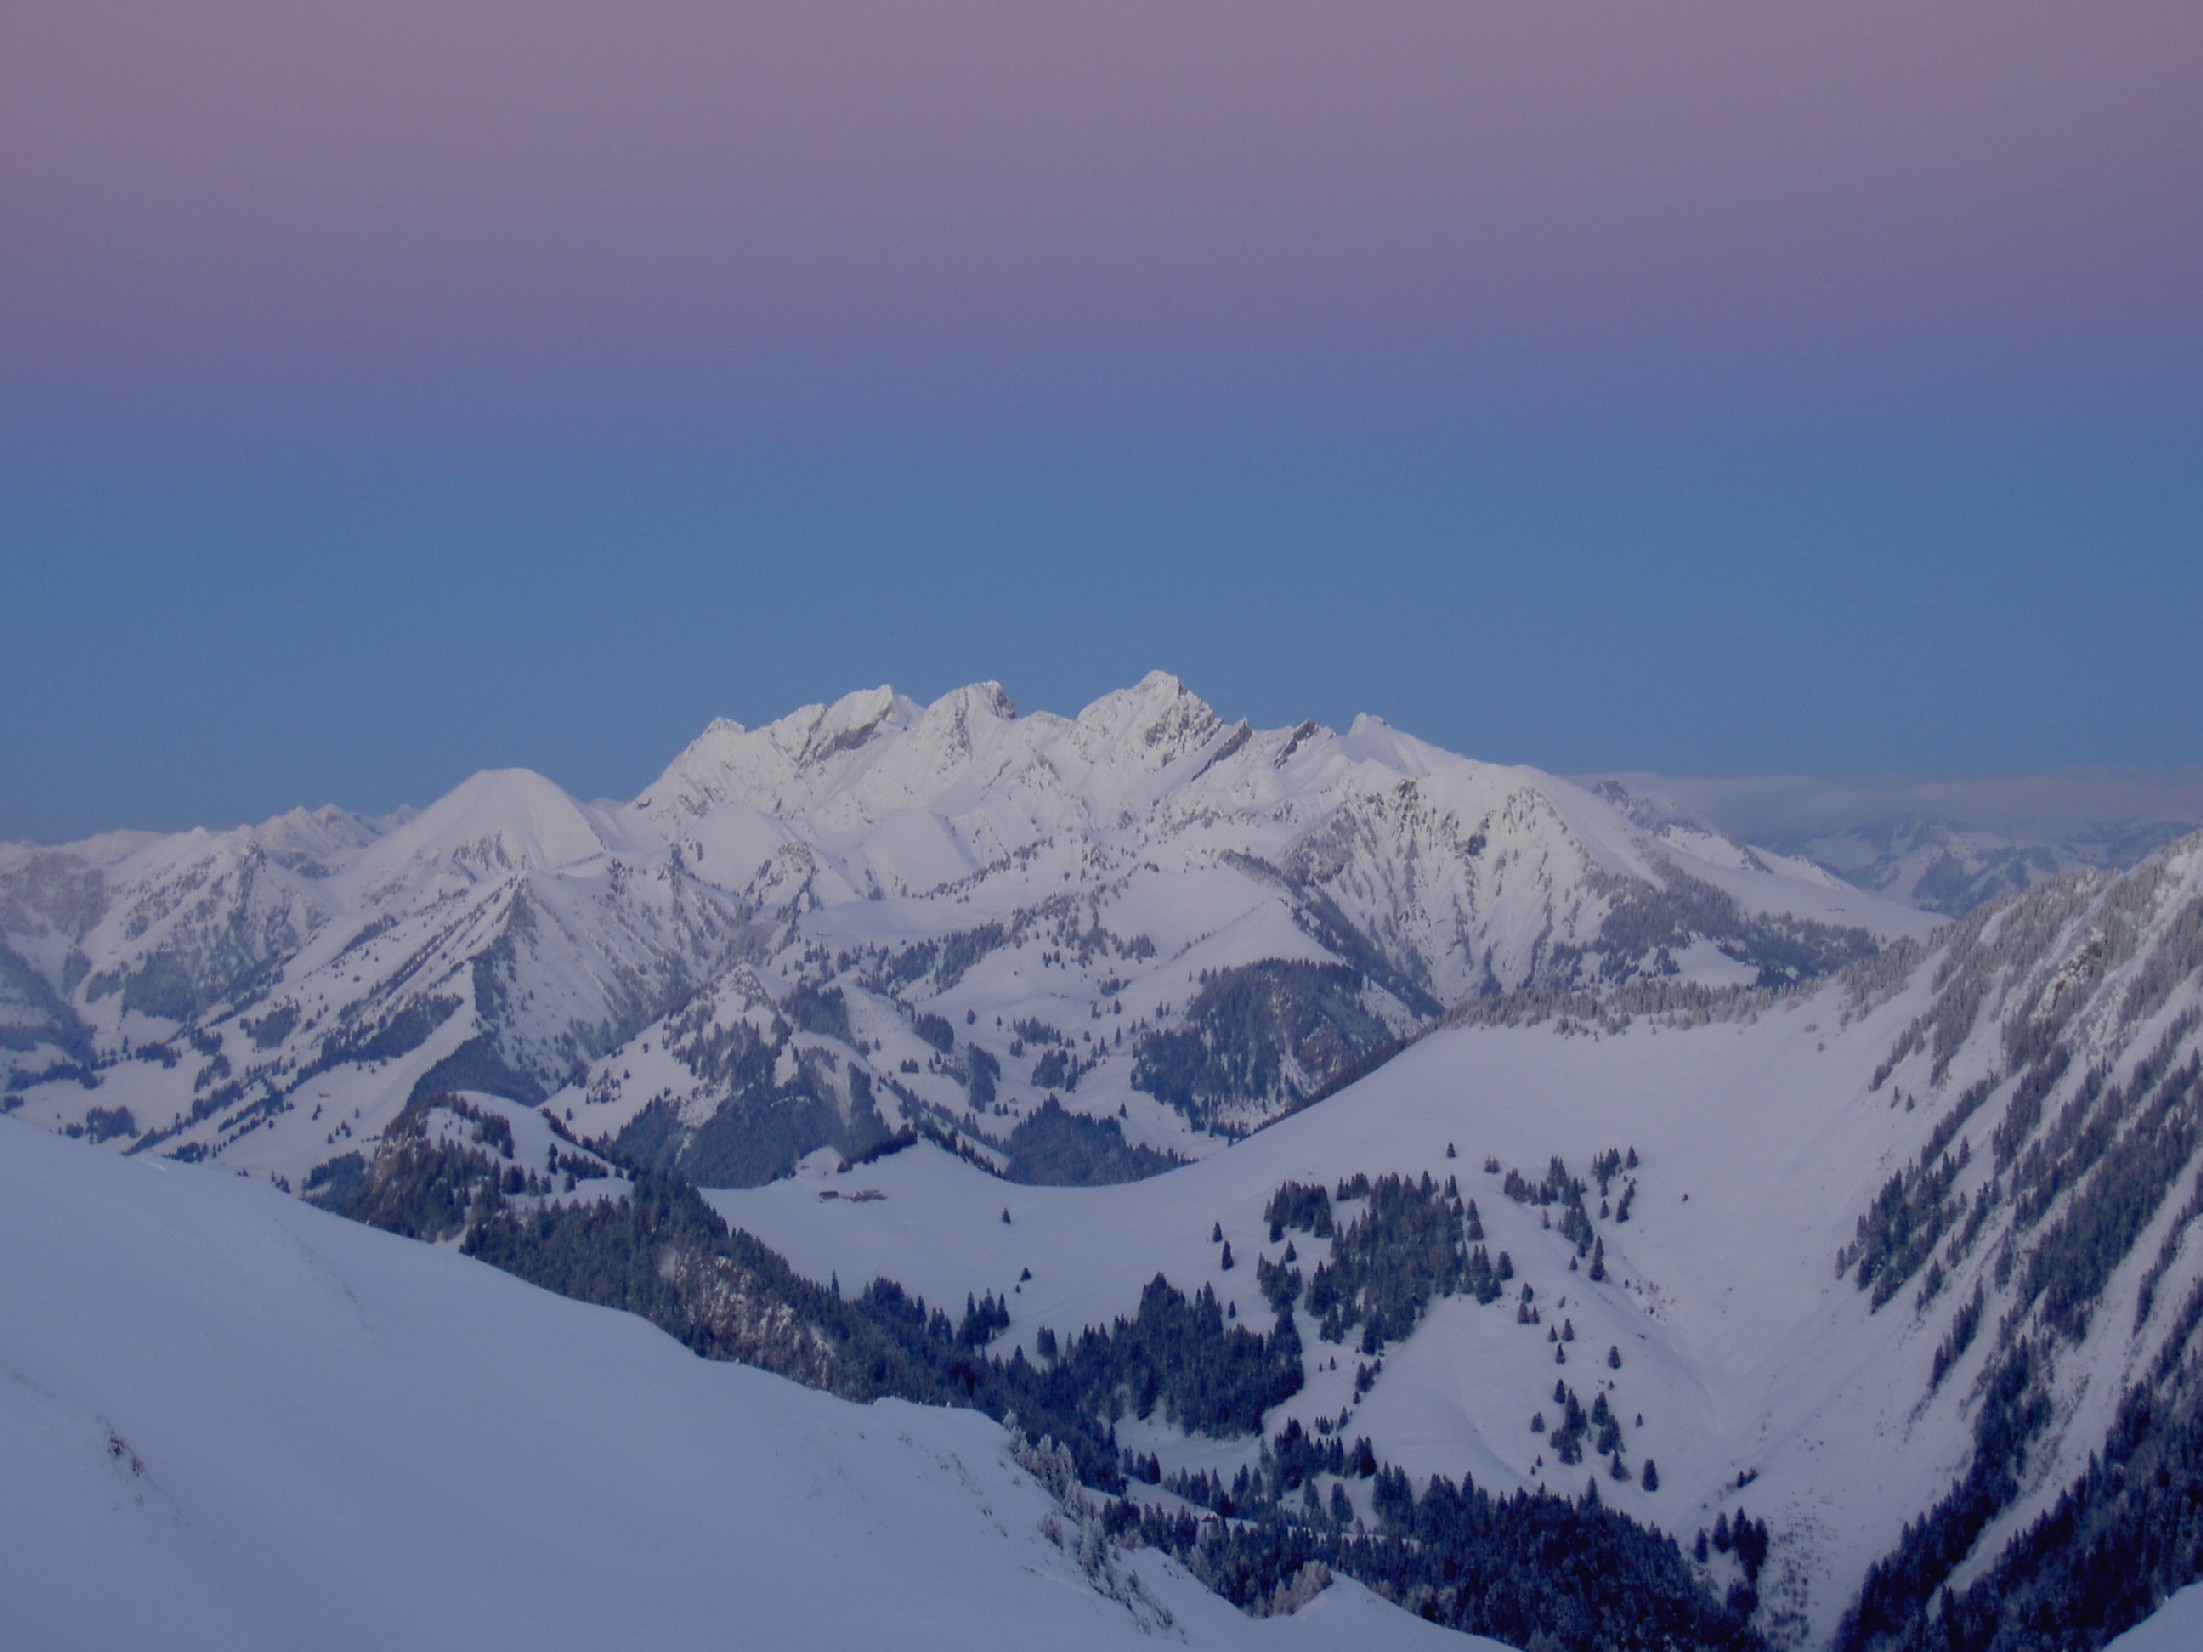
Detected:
[{"left": 4, "top": 3, "right": 2199, "bottom": 841}]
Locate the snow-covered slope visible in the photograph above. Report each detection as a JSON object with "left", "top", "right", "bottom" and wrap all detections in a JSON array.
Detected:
[
  {"left": 0, "top": 1116, "right": 1472, "bottom": 1652},
  {"left": 709, "top": 830, "right": 2203, "bottom": 1647},
  {"left": 2108, "top": 1583, "right": 2203, "bottom": 1652},
  {"left": 1, "top": 676, "right": 1934, "bottom": 1190},
  {"left": 1, "top": 768, "right": 750, "bottom": 1184}
]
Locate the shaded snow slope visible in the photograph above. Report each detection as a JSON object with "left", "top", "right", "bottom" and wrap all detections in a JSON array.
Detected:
[
  {"left": 2107, "top": 1583, "right": 2203, "bottom": 1652},
  {"left": 0, "top": 1118, "right": 1469, "bottom": 1652}
]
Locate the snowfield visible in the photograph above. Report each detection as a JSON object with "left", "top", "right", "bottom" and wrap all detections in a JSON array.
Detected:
[
  {"left": 0, "top": 1117, "right": 1474, "bottom": 1652},
  {"left": 2108, "top": 1583, "right": 2203, "bottom": 1652}
]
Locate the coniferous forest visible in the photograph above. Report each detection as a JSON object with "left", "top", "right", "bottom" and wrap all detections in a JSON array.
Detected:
[{"left": 334, "top": 1095, "right": 1759, "bottom": 1651}]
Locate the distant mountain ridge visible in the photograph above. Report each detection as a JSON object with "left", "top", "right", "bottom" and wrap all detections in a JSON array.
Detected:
[
  {"left": 1784, "top": 813, "right": 2200, "bottom": 918},
  {"left": 2, "top": 674, "right": 1932, "bottom": 1189},
  {"left": 1606, "top": 773, "right": 2203, "bottom": 919}
]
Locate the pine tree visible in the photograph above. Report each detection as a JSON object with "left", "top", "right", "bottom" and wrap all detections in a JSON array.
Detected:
[{"left": 1642, "top": 1458, "right": 1660, "bottom": 1492}]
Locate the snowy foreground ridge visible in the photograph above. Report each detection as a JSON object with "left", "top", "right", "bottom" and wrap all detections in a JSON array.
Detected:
[{"left": 0, "top": 1118, "right": 1471, "bottom": 1652}]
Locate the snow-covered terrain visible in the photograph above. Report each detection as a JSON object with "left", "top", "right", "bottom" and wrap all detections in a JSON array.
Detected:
[
  {"left": 14, "top": 679, "right": 2203, "bottom": 1649},
  {"left": 708, "top": 829, "right": 2203, "bottom": 1646},
  {"left": 2107, "top": 1583, "right": 2203, "bottom": 1652},
  {"left": 1, "top": 676, "right": 1931, "bottom": 1191},
  {"left": 0, "top": 1116, "right": 1475, "bottom": 1652}
]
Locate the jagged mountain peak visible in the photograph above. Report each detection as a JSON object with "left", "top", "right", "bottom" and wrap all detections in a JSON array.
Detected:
[
  {"left": 931, "top": 679, "right": 1018, "bottom": 721},
  {"left": 636, "top": 675, "right": 1938, "bottom": 949},
  {"left": 640, "top": 686, "right": 939, "bottom": 825},
  {"left": 248, "top": 803, "right": 385, "bottom": 871},
  {"left": 778, "top": 684, "right": 922, "bottom": 759},
  {"left": 1069, "top": 671, "right": 1223, "bottom": 768},
  {"left": 1590, "top": 778, "right": 1696, "bottom": 835},
  {"left": 642, "top": 676, "right": 1228, "bottom": 833},
  {"left": 901, "top": 681, "right": 1021, "bottom": 762}
]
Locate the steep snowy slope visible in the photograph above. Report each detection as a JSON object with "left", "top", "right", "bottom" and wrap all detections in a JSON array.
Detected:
[
  {"left": 2108, "top": 1584, "right": 2203, "bottom": 1652},
  {"left": 0, "top": 1117, "right": 1472, "bottom": 1652},
  {"left": 3, "top": 769, "right": 750, "bottom": 1184},
  {"left": 711, "top": 831, "right": 2203, "bottom": 1648},
  {"left": 4, "top": 676, "right": 1929, "bottom": 1190}
]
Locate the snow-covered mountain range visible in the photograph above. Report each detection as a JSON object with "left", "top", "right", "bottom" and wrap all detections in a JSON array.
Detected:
[
  {"left": 1772, "top": 814, "right": 2198, "bottom": 919},
  {"left": 1, "top": 674, "right": 1930, "bottom": 1188},
  {"left": 12, "top": 676, "right": 2203, "bottom": 1650}
]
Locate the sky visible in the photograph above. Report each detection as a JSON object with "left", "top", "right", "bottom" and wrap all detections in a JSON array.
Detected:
[{"left": 3, "top": 2, "right": 2199, "bottom": 843}]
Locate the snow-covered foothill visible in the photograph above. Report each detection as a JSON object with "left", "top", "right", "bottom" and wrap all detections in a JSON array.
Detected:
[{"left": 0, "top": 1117, "right": 1474, "bottom": 1652}]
